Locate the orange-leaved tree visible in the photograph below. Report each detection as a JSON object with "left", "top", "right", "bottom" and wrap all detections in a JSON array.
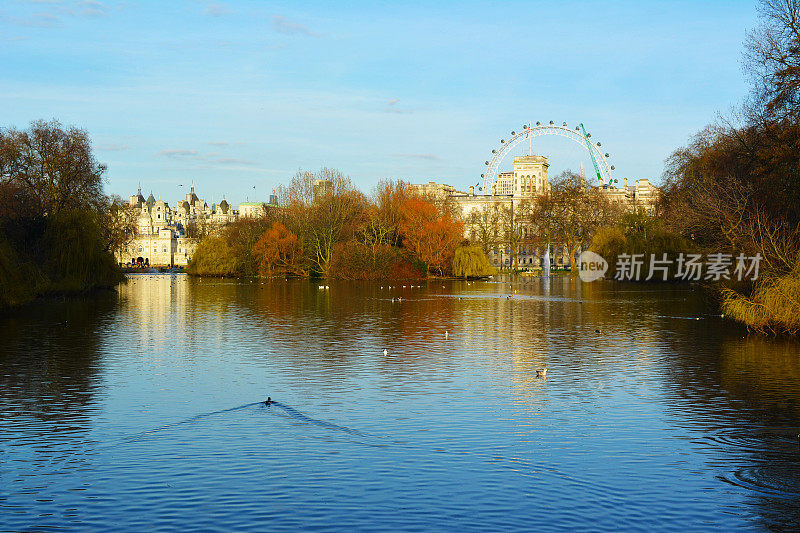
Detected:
[
  {"left": 400, "top": 195, "right": 463, "bottom": 276},
  {"left": 252, "top": 221, "right": 302, "bottom": 276}
]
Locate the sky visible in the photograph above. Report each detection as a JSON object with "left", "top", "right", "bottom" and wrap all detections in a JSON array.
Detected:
[{"left": 1, "top": 0, "right": 760, "bottom": 206}]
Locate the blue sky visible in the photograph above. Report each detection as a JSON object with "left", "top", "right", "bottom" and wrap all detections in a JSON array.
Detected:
[{"left": 1, "top": 0, "right": 758, "bottom": 204}]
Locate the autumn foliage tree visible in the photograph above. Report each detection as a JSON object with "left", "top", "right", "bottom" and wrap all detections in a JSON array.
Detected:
[
  {"left": 400, "top": 195, "right": 463, "bottom": 276},
  {"left": 252, "top": 221, "right": 301, "bottom": 276}
]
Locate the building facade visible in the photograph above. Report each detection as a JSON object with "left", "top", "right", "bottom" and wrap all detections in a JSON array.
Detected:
[
  {"left": 410, "top": 155, "right": 660, "bottom": 269},
  {"left": 117, "top": 185, "right": 275, "bottom": 267}
]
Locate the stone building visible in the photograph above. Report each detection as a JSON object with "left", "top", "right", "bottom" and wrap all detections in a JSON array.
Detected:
[
  {"left": 118, "top": 185, "right": 281, "bottom": 267},
  {"left": 409, "top": 155, "right": 660, "bottom": 269},
  {"left": 118, "top": 185, "right": 249, "bottom": 267}
]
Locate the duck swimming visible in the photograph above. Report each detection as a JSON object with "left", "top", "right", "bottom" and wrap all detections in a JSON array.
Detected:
[{"left": 264, "top": 397, "right": 274, "bottom": 406}]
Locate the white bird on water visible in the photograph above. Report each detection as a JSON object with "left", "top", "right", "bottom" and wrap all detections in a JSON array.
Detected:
[
  {"left": 445, "top": 330, "right": 449, "bottom": 339},
  {"left": 383, "top": 349, "right": 388, "bottom": 356}
]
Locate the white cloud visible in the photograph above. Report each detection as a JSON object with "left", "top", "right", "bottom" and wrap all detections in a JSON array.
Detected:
[
  {"left": 78, "top": 0, "right": 107, "bottom": 16},
  {"left": 272, "top": 15, "right": 320, "bottom": 37},
  {"left": 158, "top": 148, "right": 256, "bottom": 167},
  {"left": 392, "top": 153, "right": 439, "bottom": 161},
  {"left": 384, "top": 98, "right": 412, "bottom": 114},
  {"left": 158, "top": 149, "right": 201, "bottom": 158},
  {"left": 204, "top": 2, "right": 231, "bottom": 17},
  {"left": 216, "top": 157, "right": 255, "bottom": 165}
]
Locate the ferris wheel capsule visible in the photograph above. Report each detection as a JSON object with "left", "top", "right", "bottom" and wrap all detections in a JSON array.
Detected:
[
  {"left": 485, "top": 161, "right": 489, "bottom": 165},
  {"left": 481, "top": 174, "right": 484, "bottom": 178},
  {"left": 605, "top": 153, "right": 609, "bottom": 157},
  {"left": 511, "top": 131, "right": 515, "bottom": 135},
  {"left": 549, "top": 120, "right": 554, "bottom": 125},
  {"left": 562, "top": 122, "right": 567, "bottom": 126},
  {"left": 611, "top": 165, "right": 615, "bottom": 170},
  {"left": 536, "top": 121, "right": 541, "bottom": 126},
  {"left": 501, "top": 139, "right": 505, "bottom": 143},
  {"left": 492, "top": 149, "right": 496, "bottom": 153},
  {"left": 596, "top": 142, "right": 601, "bottom": 146}
]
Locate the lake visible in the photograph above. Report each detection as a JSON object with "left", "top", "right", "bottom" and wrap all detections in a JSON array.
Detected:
[{"left": 1, "top": 274, "right": 799, "bottom": 531}]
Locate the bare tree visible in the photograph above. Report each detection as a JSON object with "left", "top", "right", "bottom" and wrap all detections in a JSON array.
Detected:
[
  {"left": 0, "top": 120, "right": 106, "bottom": 216},
  {"left": 745, "top": 0, "right": 800, "bottom": 120},
  {"left": 276, "top": 168, "right": 366, "bottom": 276},
  {"left": 466, "top": 202, "right": 502, "bottom": 256},
  {"left": 500, "top": 200, "right": 531, "bottom": 269},
  {"left": 529, "top": 171, "right": 622, "bottom": 270}
]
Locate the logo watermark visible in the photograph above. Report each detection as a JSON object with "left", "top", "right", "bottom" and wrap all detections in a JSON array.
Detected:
[
  {"left": 578, "top": 251, "right": 608, "bottom": 282},
  {"left": 578, "top": 252, "right": 762, "bottom": 282}
]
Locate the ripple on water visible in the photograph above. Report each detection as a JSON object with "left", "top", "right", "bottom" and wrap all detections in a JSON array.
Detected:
[
  {"left": 700, "top": 427, "right": 800, "bottom": 455},
  {"left": 719, "top": 465, "right": 800, "bottom": 497}
]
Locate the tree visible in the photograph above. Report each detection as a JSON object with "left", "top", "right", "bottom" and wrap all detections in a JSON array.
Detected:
[
  {"left": 101, "top": 195, "right": 136, "bottom": 259},
  {"left": 500, "top": 200, "right": 531, "bottom": 269},
  {"left": 466, "top": 202, "right": 501, "bottom": 256},
  {"left": 252, "top": 221, "right": 301, "bottom": 276},
  {"left": 276, "top": 168, "right": 366, "bottom": 276},
  {"left": 400, "top": 195, "right": 463, "bottom": 276},
  {"left": 528, "top": 171, "right": 621, "bottom": 270},
  {"left": 361, "top": 180, "right": 410, "bottom": 256},
  {"left": 187, "top": 235, "right": 240, "bottom": 277},
  {"left": 660, "top": 0, "right": 800, "bottom": 332},
  {"left": 0, "top": 119, "right": 106, "bottom": 216},
  {"left": 452, "top": 245, "right": 497, "bottom": 278},
  {"left": 527, "top": 188, "right": 564, "bottom": 257},
  {"left": 185, "top": 218, "right": 213, "bottom": 239},
  {"left": 745, "top": 0, "right": 800, "bottom": 121}
]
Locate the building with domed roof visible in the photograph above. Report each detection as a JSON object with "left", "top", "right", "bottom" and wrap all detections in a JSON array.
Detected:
[
  {"left": 119, "top": 185, "right": 277, "bottom": 267},
  {"left": 122, "top": 185, "right": 234, "bottom": 267}
]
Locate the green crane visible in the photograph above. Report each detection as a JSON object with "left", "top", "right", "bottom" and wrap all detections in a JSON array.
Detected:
[{"left": 579, "top": 123, "right": 605, "bottom": 184}]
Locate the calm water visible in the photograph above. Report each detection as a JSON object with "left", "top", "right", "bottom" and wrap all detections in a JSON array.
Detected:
[{"left": 2, "top": 275, "right": 800, "bottom": 531}]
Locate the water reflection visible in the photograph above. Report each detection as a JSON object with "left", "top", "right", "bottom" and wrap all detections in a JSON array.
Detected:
[
  {"left": 0, "top": 293, "right": 115, "bottom": 522},
  {"left": 661, "top": 329, "right": 800, "bottom": 529},
  {"left": 1, "top": 274, "right": 799, "bottom": 531}
]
